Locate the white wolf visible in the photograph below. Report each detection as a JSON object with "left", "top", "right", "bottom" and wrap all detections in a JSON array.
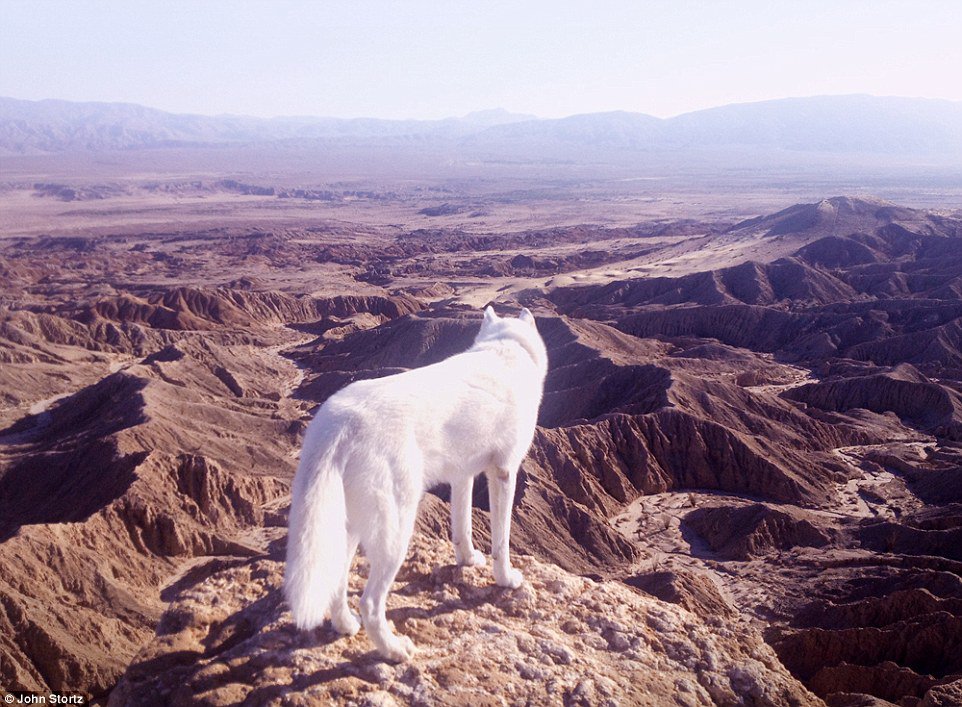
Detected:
[{"left": 284, "top": 306, "right": 548, "bottom": 661}]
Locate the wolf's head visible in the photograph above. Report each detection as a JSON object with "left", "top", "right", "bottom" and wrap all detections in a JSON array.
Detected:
[{"left": 474, "top": 306, "right": 548, "bottom": 375}]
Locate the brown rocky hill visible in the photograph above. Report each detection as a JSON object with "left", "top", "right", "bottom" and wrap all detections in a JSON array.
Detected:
[{"left": 727, "top": 196, "right": 958, "bottom": 241}]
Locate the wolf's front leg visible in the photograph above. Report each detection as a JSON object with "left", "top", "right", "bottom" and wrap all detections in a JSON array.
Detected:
[
  {"left": 488, "top": 466, "right": 523, "bottom": 588},
  {"left": 451, "top": 477, "right": 485, "bottom": 566}
]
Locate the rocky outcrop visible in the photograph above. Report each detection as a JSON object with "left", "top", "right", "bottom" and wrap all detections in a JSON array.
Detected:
[
  {"left": 859, "top": 518, "right": 962, "bottom": 562},
  {"left": 727, "top": 197, "right": 954, "bottom": 242},
  {"left": 770, "top": 556, "right": 962, "bottom": 705},
  {"left": 773, "top": 613, "right": 962, "bottom": 695},
  {"left": 109, "top": 534, "right": 819, "bottom": 706},
  {"left": 84, "top": 288, "right": 421, "bottom": 332},
  {"left": 549, "top": 256, "right": 857, "bottom": 311},
  {"left": 683, "top": 504, "right": 834, "bottom": 560},
  {"left": 781, "top": 365, "right": 959, "bottom": 431},
  {"left": 921, "top": 680, "right": 962, "bottom": 707},
  {"left": 623, "top": 569, "right": 736, "bottom": 619}
]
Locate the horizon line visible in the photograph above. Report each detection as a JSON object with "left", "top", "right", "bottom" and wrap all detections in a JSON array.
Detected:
[{"left": 2, "top": 92, "right": 961, "bottom": 124}]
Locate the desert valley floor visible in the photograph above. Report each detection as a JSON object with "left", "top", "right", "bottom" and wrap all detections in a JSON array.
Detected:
[{"left": 1, "top": 177, "right": 961, "bottom": 706}]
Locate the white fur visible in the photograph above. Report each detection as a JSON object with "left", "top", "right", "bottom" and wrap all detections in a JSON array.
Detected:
[{"left": 284, "top": 306, "right": 548, "bottom": 661}]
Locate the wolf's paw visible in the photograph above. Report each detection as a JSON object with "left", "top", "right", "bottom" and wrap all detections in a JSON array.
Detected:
[
  {"left": 457, "top": 548, "right": 486, "bottom": 567},
  {"left": 331, "top": 611, "right": 361, "bottom": 636},
  {"left": 380, "top": 634, "right": 416, "bottom": 663},
  {"left": 495, "top": 567, "right": 524, "bottom": 589}
]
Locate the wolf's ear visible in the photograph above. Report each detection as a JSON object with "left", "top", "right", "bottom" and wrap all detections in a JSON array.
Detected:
[
  {"left": 483, "top": 305, "right": 498, "bottom": 323},
  {"left": 520, "top": 308, "right": 536, "bottom": 326}
]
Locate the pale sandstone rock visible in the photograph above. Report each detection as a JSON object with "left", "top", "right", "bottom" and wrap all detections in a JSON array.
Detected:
[{"left": 110, "top": 534, "right": 819, "bottom": 706}]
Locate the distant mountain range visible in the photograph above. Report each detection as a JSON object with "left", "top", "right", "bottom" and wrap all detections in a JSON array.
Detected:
[{"left": 1, "top": 94, "right": 960, "bottom": 158}]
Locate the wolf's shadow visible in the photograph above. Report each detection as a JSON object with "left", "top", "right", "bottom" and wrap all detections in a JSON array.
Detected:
[{"left": 126, "top": 553, "right": 507, "bottom": 700}]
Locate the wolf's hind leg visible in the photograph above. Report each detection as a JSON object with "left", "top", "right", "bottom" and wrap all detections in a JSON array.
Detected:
[
  {"left": 451, "top": 477, "right": 484, "bottom": 566},
  {"left": 330, "top": 533, "right": 360, "bottom": 636},
  {"left": 488, "top": 465, "right": 523, "bottom": 589},
  {"left": 359, "top": 502, "right": 417, "bottom": 662}
]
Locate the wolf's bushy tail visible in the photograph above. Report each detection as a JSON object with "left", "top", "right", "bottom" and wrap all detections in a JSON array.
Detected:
[{"left": 284, "top": 429, "right": 347, "bottom": 630}]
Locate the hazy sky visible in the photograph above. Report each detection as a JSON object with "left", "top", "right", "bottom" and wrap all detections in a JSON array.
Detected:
[{"left": 1, "top": 0, "right": 960, "bottom": 120}]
